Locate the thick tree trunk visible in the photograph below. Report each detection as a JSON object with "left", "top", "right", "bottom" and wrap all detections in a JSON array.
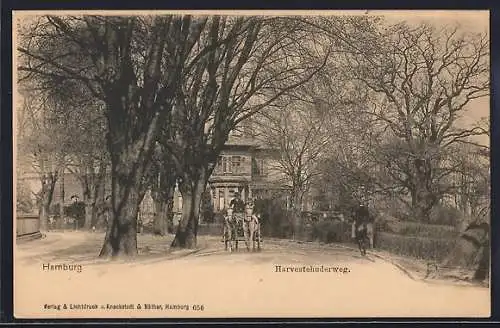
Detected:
[
  {"left": 99, "top": 183, "right": 140, "bottom": 258},
  {"left": 38, "top": 176, "right": 57, "bottom": 231},
  {"left": 171, "top": 181, "right": 204, "bottom": 249},
  {"left": 152, "top": 185, "right": 175, "bottom": 236},
  {"left": 93, "top": 168, "right": 107, "bottom": 229},
  {"left": 473, "top": 242, "right": 490, "bottom": 281},
  {"left": 166, "top": 197, "right": 174, "bottom": 233},
  {"left": 90, "top": 162, "right": 107, "bottom": 229},
  {"left": 410, "top": 188, "right": 436, "bottom": 223},
  {"left": 84, "top": 200, "right": 93, "bottom": 230},
  {"left": 98, "top": 157, "right": 145, "bottom": 258},
  {"left": 98, "top": 102, "right": 159, "bottom": 257},
  {"left": 409, "top": 158, "right": 440, "bottom": 222},
  {"left": 153, "top": 200, "right": 168, "bottom": 236},
  {"left": 39, "top": 189, "right": 55, "bottom": 231}
]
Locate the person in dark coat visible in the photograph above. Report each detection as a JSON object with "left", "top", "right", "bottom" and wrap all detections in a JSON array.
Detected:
[
  {"left": 103, "top": 195, "right": 112, "bottom": 229},
  {"left": 351, "top": 203, "right": 375, "bottom": 249},
  {"left": 229, "top": 192, "right": 245, "bottom": 234},
  {"left": 229, "top": 192, "right": 245, "bottom": 214}
]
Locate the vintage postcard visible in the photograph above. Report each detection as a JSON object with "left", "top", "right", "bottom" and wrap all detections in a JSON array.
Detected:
[{"left": 13, "top": 10, "right": 491, "bottom": 319}]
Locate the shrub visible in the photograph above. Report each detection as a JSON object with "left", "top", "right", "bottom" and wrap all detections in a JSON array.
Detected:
[
  {"left": 376, "top": 232, "right": 457, "bottom": 262},
  {"left": 49, "top": 203, "right": 61, "bottom": 217},
  {"left": 429, "top": 204, "right": 463, "bottom": 226},
  {"left": 200, "top": 191, "right": 215, "bottom": 223},
  {"left": 253, "top": 198, "right": 293, "bottom": 238},
  {"left": 64, "top": 201, "right": 86, "bottom": 228},
  {"left": 311, "top": 220, "right": 351, "bottom": 244},
  {"left": 167, "top": 211, "right": 175, "bottom": 233},
  {"left": 381, "top": 199, "right": 411, "bottom": 221},
  {"left": 142, "top": 220, "right": 155, "bottom": 234},
  {"left": 213, "top": 212, "right": 226, "bottom": 225},
  {"left": 197, "top": 223, "right": 223, "bottom": 236},
  {"left": 298, "top": 223, "right": 315, "bottom": 242}
]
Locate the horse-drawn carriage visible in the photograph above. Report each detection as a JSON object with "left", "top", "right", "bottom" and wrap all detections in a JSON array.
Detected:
[{"left": 222, "top": 204, "right": 262, "bottom": 252}]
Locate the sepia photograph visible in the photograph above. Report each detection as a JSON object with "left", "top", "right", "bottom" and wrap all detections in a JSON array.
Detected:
[{"left": 13, "top": 10, "right": 490, "bottom": 319}]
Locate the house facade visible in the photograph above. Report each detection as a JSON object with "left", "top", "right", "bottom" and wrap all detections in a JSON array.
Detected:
[{"left": 172, "top": 129, "right": 291, "bottom": 215}]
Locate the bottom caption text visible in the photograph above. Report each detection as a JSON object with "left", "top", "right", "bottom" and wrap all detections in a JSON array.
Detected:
[{"left": 43, "top": 303, "right": 205, "bottom": 312}]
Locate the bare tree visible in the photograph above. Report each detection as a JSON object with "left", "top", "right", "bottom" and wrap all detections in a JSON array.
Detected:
[
  {"left": 16, "top": 13, "right": 396, "bottom": 254},
  {"left": 253, "top": 97, "right": 330, "bottom": 238},
  {"left": 67, "top": 157, "right": 108, "bottom": 230},
  {"left": 50, "top": 86, "right": 110, "bottom": 230},
  {"left": 144, "top": 143, "right": 177, "bottom": 236},
  {"left": 344, "top": 22, "right": 489, "bottom": 221},
  {"left": 448, "top": 143, "right": 490, "bottom": 223},
  {"left": 164, "top": 15, "right": 382, "bottom": 248},
  {"left": 288, "top": 65, "right": 383, "bottom": 213},
  {"left": 17, "top": 89, "right": 69, "bottom": 230},
  {"left": 163, "top": 16, "right": 332, "bottom": 248}
]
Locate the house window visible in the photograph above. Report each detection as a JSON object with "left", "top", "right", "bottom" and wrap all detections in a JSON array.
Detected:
[
  {"left": 215, "top": 156, "right": 223, "bottom": 174},
  {"left": 252, "top": 158, "right": 265, "bottom": 176},
  {"left": 223, "top": 156, "right": 232, "bottom": 174},
  {"left": 232, "top": 156, "right": 241, "bottom": 174}
]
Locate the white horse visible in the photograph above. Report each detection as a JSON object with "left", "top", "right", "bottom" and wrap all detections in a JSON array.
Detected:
[
  {"left": 243, "top": 203, "right": 261, "bottom": 252},
  {"left": 223, "top": 208, "right": 237, "bottom": 252}
]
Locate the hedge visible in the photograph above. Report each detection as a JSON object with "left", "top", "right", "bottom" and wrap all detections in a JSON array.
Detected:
[
  {"left": 310, "top": 220, "right": 351, "bottom": 244},
  {"left": 375, "top": 232, "right": 457, "bottom": 262},
  {"left": 193, "top": 220, "right": 459, "bottom": 263},
  {"left": 377, "top": 219, "right": 458, "bottom": 239},
  {"left": 196, "top": 221, "right": 351, "bottom": 245}
]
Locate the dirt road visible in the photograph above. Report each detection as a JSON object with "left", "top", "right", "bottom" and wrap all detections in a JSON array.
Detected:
[{"left": 14, "top": 232, "right": 490, "bottom": 318}]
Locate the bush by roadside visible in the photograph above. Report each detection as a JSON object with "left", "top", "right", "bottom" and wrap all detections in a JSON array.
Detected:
[
  {"left": 195, "top": 219, "right": 351, "bottom": 245},
  {"left": 310, "top": 220, "right": 351, "bottom": 244},
  {"left": 376, "top": 231, "right": 456, "bottom": 262},
  {"left": 428, "top": 204, "right": 463, "bottom": 226},
  {"left": 253, "top": 198, "right": 294, "bottom": 238}
]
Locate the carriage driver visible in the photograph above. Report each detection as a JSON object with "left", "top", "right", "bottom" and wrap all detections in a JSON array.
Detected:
[
  {"left": 229, "top": 192, "right": 246, "bottom": 222},
  {"left": 244, "top": 198, "right": 257, "bottom": 220}
]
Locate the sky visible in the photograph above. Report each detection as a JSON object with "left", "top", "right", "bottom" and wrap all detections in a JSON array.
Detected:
[{"left": 375, "top": 10, "right": 488, "bottom": 33}]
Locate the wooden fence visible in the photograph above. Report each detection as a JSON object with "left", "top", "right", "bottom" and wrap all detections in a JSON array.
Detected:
[{"left": 16, "top": 214, "right": 41, "bottom": 238}]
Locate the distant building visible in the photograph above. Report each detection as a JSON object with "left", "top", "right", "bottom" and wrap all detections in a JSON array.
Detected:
[{"left": 172, "top": 127, "right": 291, "bottom": 217}]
